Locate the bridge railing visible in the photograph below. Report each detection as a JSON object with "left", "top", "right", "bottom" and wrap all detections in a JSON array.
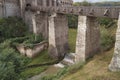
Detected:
[{"left": 29, "top": 5, "right": 120, "bottom": 19}]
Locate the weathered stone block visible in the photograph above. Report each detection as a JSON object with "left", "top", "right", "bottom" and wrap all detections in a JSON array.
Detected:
[
  {"left": 48, "top": 13, "right": 69, "bottom": 59},
  {"left": 75, "top": 16, "right": 100, "bottom": 62},
  {"left": 35, "top": 12, "right": 48, "bottom": 39},
  {"left": 109, "top": 13, "right": 120, "bottom": 72},
  {"left": 16, "top": 41, "right": 48, "bottom": 58}
]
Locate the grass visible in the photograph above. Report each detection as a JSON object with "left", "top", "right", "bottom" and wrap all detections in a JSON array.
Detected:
[
  {"left": 20, "top": 28, "right": 77, "bottom": 79},
  {"left": 62, "top": 25, "right": 119, "bottom": 80},
  {"left": 62, "top": 48, "right": 120, "bottom": 80},
  {"left": 68, "top": 28, "right": 77, "bottom": 52},
  {"left": 21, "top": 27, "right": 118, "bottom": 79},
  {"left": 21, "top": 50, "right": 54, "bottom": 78},
  {"left": 41, "top": 62, "right": 85, "bottom": 80},
  {"left": 100, "top": 25, "right": 117, "bottom": 51}
]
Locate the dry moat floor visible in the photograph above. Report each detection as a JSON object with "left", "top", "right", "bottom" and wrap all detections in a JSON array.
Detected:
[{"left": 62, "top": 48, "right": 120, "bottom": 80}]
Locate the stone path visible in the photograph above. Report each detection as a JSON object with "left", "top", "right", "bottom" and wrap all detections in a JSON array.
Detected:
[
  {"left": 28, "top": 53, "right": 76, "bottom": 80},
  {"left": 28, "top": 66, "right": 61, "bottom": 80}
]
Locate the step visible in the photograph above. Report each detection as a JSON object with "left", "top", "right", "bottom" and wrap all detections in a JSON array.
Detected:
[
  {"left": 66, "top": 53, "right": 76, "bottom": 60},
  {"left": 54, "top": 63, "right": 65, "bottom": 68},
  {"left": 61, "top": 57, "right": 75, "bottom": 66}
]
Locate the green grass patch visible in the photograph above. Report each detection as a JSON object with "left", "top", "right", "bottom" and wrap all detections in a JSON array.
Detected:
[
  {"left": 62, "top": 48, "right": 120, "bottom": 80},
  {"left": 41, "top": 62, "right": 84, "bottom": 80},
  {"left": 68, "top": 28, "right": 77, "bottom": 53},
  {"left": 100, "top": 25, "right": 117, "bottom": 51},
  {"left": 21, "top": 50, "right": 54, "bottom": 78},
  {"left": 21, "top": 28, "right": 78, "bottom": 79}
]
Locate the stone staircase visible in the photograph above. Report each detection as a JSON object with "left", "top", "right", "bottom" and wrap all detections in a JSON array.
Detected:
[{"left": 54, "top": 53, "right": 76, "bottom": 68}]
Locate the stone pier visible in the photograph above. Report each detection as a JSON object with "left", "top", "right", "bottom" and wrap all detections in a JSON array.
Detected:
[
  {"left": 48, "top": 13, "right": 69, "bottom": 59},
  {"left": 109, "top": 13, "right": 120, "bottom": 72},
  {"left": 35, "top": 12, "right": 48, "bottom": 39},
  {"left": 75, "top": 16, "right": 100, "bottom": 62},
  {"left": 22, "top": 0, "right": 49, "bottom": 39}
]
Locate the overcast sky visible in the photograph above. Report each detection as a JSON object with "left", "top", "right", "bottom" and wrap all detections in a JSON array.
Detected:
[{"left": 73, "top": 0, "right": 120, "bottom": 2}]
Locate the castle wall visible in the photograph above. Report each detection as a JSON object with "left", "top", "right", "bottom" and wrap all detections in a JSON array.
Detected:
[
  {"left": 35, "top": 12, "right": 48, "bottom": 39},
  {"left": 5, "top": 2, "right": 19, "bottom": 17},
  {"left": 0, "top": 0, "right": 21, "bottom": 18},
  {"left": 0, "top": 1, "right": 3, "bottom": 18}
]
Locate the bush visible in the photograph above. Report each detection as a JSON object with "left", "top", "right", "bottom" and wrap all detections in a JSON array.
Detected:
[
  {"left": 67, "top": 14, "right": 78, "bottom": 28},
  {"left": 0, "top": 17, "right": 29, "bottom": 42},
  {"left": 98, "top": 18, "right": 116, "bottom": 28},
  {"left": 18, "top": 34, "right": 44, "bottom": 48},
  {"left": 23, "top": 34, "right": 44, "bottom": 44},
  {"left": 100, "top": 26, "right": 115, "bottom": 51},
  {"left": 0, "top": 39, "right": 31, "bottom": 80},
  {"left": 0, "top": 17, "right": 45, "bottom": 80},
  {"left": 1, "top": 34, "right": 44, "bottom": 48}
]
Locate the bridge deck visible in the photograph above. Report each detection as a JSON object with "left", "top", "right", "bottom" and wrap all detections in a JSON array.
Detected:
[{"left": 30, "top": 6, "right": 120, "bottom": 19}]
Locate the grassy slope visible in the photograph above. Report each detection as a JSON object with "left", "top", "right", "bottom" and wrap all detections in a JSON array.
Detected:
[
  {"left": 63, "top": 27, "right": 120, "bottom": 80},
  {"left": 22, "top": 27, "right": 119, "bottom": 79},
  {"left": 21, "top": 50, "right": 54, "bottom": 78},
  {"left": 63, "top": 48, "right": 120, "bottom": 80},
  {"left": 21, "top": 28, "right": 77, "bottom": 78}
]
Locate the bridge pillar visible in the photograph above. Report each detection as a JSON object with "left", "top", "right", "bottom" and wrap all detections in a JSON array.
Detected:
[
  {"left": 35, "top": 12, "right": 48, "bottom": 39},
  {"left": 48, "top": 13, "right": 69, "bottom": 59},
  {"left": 109, "top": 13, "right": 120, "bottom": 72},
  {"left": 75, "top": 16, "right": 100, "bottom": 62}
]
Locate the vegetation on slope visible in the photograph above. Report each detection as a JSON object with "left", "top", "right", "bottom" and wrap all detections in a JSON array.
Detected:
[
  {"left": 68, "top": 29, "right": 77, "bottom": 52},
  {"left": 40, "top": 16, "right": 118, "bottom": 80},
  {"left": 0, "top": 1, "right": 119, "bottom": 79},
  {"left": 0, "top": 17, "right": 28, "bottom": 42},
  {"left": 63, "top": 48, "right": 120, "bottom": 80},
  {"left": 0, "top": 17, "right": 54, "bottom": 80},
  {"left": 62, "top": 18, "right": 118, "bottom": 80}
]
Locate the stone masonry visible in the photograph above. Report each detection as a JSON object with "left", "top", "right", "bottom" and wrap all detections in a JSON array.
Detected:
[
  {"left": 1, "top": 0, "right": 120, "bottom": 72},
  {"left": 75, "top": 16, "right": 100, "bottom": 62},
  {"left": 0, "top": 0, "right": 20, "bottom": 17},
  {"left": 35, "top": 12, "right": 48, "bottom": 39},
  {"left": 109, "top": 13, "right": 120, "bottom": 71},
  {"left": 48, "top": 13, "right": 69, "bottom": 59}
]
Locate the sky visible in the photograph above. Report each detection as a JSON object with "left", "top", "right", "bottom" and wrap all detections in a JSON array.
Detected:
[{"left": 73, "top": 0, "right": 120, "bottom": 2}]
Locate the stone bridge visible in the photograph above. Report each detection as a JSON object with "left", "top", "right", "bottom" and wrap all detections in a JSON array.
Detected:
[{"left": 0, "top": 0, "right": 120, "bottom": 71}]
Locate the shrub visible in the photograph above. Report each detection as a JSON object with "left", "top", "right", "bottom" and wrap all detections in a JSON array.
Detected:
[
  {"left": 100, "top": 26, "right": 115, "bottom": 51},
  {"left": 67, "top": 14, "right": 78, "bottom": 28},
  {"left": 0, "top": 39, "right": 31, "bottom": 80},
  {"left": 98, "top": 18, "right": 116, "bottom": 28},
  {"left": 23, "top": 34, "right": 44, "bottom": 44},
  {"left": 0, "top": 17, "right": 29, "bottom": 42}
]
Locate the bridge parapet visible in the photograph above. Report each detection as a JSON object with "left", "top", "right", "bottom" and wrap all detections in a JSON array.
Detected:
[{"left": 29, "top": 5, "right": 120, "bottom": 19}]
